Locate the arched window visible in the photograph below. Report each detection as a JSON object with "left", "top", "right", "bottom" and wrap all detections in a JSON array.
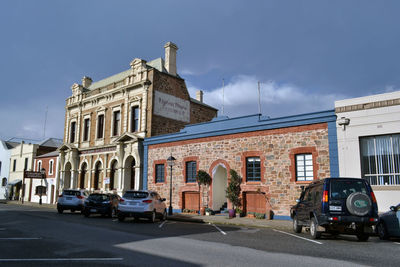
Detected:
[
  {"left": 1, "top": 177, "right": 7, "bottom": 187},
  {"left": 35, "top": 185, "right": 47, "bottom": 195}
]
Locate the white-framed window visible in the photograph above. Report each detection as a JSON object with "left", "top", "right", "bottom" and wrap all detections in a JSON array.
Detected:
[
  {"left": 49, "top": 160, "right": 54, "bottom": 175},
  {"left": 82, "top": 115, "right": 91, "bottom": 142},
  {"left": 96, "top": 113, "right": 105, "bottom": 139},
  {"left": 37, "top": 160, "right": 42, "bottom": 172},
  {"left": 35, "top": 185, "right": 47, "bottom": 196},
  {"left": 246, "top": 157, "right": 261, "bottom": 182},
  {"left": 111, "top": 107, "right": 121, "bottom": 137},
  {"left": 70, "top": 120, "right": 77, "bottom": 143},
  {"left": 360, "top": 134, "right": 400, "bottom": 186},
  {"left": 296, "top": 154, "right": 314, "bottom": 181},
  {"left": 130, "top": 105, "right": 140, "bottom": 133},
  {"left": 13, "top": 159, "right": 16, "bottom": 172}
]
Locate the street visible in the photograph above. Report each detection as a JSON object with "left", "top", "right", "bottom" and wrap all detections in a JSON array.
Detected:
[{"left": 0, "top": 204, "right": 399, "bottom": 267}]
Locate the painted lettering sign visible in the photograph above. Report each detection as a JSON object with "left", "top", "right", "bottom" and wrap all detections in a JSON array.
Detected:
[{"left": 153, "top": 90, "right": 190, "bottom": 123}]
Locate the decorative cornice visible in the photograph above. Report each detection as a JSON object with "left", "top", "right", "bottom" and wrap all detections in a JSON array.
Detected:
[{"left": 335, "top": 98, "right": 400, "bottom": 113}]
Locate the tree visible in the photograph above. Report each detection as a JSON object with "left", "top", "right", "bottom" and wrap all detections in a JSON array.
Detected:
[{"left": 226, "top": 169, "right": 242, "bottom": 210}]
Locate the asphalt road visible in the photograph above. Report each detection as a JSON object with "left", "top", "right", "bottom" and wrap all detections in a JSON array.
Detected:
[{"left": 0, "top": 204, "right": 399, "bottom": 266}]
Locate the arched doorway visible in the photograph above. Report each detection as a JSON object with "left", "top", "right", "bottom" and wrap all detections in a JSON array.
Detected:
[
  {"left": 94, "top": 161, "right": 102, "bottom": 190},
  {"left": 124, "top": 156, "right": 136, "bottom": 190},
  {"left": 64, "top": 162, "right": 72, "bottom": 189},
  {"left": 212, "top": 164, "right": 228, "bottom": 211},
  {"left": 79, "top": 163, "right": 87, "bottom": 189},
  {"left": 109, "top": 160, "right": 118, "bottom": 190}
]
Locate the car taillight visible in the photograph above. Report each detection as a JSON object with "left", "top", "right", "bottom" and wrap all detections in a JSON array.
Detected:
[
  {"left": 119, "top": 198, "right": 125, "bottom": 203},
  {"left": 323, "top": 190, "right": 328, "bottom": 202},
  {"left": 77, "top": 195, "right": 84, "bottom": 199},
  {"left": 370, "top": 191, "right": 377, "bottom": 203},
  {"left": 142, "top": 200, "right": 152, "bottom": 203}
]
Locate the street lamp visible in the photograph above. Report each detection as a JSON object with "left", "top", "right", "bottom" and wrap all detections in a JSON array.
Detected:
[
  {"left": 40, "top": 168, "right": 46, "bottom": 205},
  {"left": 167, "top": 154, "right": 176, "bottom": 216}
]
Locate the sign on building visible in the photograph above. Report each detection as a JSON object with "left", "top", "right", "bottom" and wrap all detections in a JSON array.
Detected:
[{"left": 153, "top": 90, "right": 190, "bottom": 123}]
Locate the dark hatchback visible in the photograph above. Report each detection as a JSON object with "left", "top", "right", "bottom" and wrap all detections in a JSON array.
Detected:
[
  {"left": 290, "top": 177, "right": 379, "bottom": 241},
  {"left": 83, "top": 193, "right": 120, "bottom": 218}
]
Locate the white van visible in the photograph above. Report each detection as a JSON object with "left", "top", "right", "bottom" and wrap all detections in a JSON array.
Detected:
[{"left": 0, "top": 178, "right": 7, "bottom": 203}]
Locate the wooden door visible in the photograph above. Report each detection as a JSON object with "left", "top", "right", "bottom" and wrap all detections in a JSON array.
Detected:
[
  {"left": 244, "top": 192, "right": 266, "bottom": 213},
  {"left": 183, "top": 192, "right": 200, "bottom": 211}
]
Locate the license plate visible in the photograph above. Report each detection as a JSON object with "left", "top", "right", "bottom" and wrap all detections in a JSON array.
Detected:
[
  {"left": 66, "top": 197, "right": 72, "bottom": 200},
  {"left": 90, "top": 209, "right": 97, "bottom": 212},
  {"left": 329, "top": 206, "right": 342, "bottom": 211}
]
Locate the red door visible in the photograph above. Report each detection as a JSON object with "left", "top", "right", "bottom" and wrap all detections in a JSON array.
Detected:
[
  {"left": 183, "top": 192, "right": 200, "bottom": 211},
  {"left": 244, "top": 192, "right": 266, "bottom": 213}
]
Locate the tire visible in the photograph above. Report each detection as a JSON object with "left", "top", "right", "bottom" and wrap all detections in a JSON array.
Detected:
[
  {"left": 377, "top": 221, "right": 389, "bottom": 240},
  {"left": 57, "top": 207, "right": 63, "bottom": 214},
  {"left": 293, "top": 215, "right": 302, "bottom": 233},
  {"left": 149, "top": 211, "right": 156, "bottom": 223},
  {"left": 310, "top": 217, "right": 321, "bottom": 239},
  {"left": 161, "top": 210, "right": 167, "bottom": 221},
  {"left": 346, "top": 192, "right": 372, "bottom": 216},
  {"left": 118, "top": 213, "right": 125, "bottom": 222}
]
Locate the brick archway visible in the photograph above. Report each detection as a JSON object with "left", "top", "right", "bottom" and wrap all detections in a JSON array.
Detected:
[{"left": 209, "top": 160, "right": 230, "bottom": 211}]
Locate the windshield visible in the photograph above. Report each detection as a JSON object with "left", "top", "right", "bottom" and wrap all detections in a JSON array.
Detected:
[
  {"left": 330, "top": 180, "right": 368, "bottom": 200},
  {"left": 88, "top": 194, "right": 109, "bottom": 202},
  {"left": 63, "top": 190, "right": 80, "bottom": 196},
  {"left": 123, "top": 191, "right": 149, "bottom": 199}
]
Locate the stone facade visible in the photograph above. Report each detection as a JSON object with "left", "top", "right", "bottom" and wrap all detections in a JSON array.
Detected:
[
  {"left": 59, "top": 42, "right": 217, "bottom": 195},
  {"left": 145, "top": 111, "right": 338, "bottom": 218}
]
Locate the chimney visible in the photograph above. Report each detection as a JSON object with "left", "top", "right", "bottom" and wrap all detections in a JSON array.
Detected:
[
  {"left": 82, "top": 76, "right": 92, "bottom": 88},
  {"left": 196, "top": 90, "right": 203, "bottom": 103},
  {"left": 164, "top": 42, "right": 178, "bottom": 76}
]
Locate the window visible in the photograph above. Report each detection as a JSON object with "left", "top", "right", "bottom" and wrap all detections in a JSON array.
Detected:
[
  {"left": 37, "top": 161, "right": 42, "bottom": 172},
  {"left": 1, "top": 178, "right": 6, "bottom": 187},
  {"left": 0, "top": 161, "right": 2, "bottom": 175},
  {"left": 113, "top": 110, "right": 121, "bottom": 136},
  {"left": 35, "top": 185, "right": 47, "bottom": 195},
  {"left": 360, "top": 134, "right": 400, "bottom": 185},
  {"left": 246, "top": 157, "right": 261, "bottom": 182},
  {"left": 155, "top": 164, "right": 165, "bottom": 183},
  {"left": 97, "top": 114, "right": 104, "bottom": 139},
  {"left": 83, "top": 118, "right": 90, "bottom": 141},
  {"left": 49, "top": 160, "right": 54, "bottom": 175},
  {"left": 296, "top": 154, "right": 314, "bottom": 181},
  {"left": 186, "top": 161, "right": 197, "bottom": 183},
  {"left": 70, "top": 121, "right": 76, "bottom": 143},
  {"left": 24, "top": 158, "right": 28, "bottom": 171},
  {"left": 131, "top": 106, "right": 139, "bottom": 132},
  {"left": 13, "top": 159, "right": 16, "bottom": 172}
]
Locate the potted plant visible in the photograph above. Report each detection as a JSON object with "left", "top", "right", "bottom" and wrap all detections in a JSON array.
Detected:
[
  {"left": 225, "top": 169, "right": 242, "bottom": 219},
  {"left": 197, "top": 170, "right": 212, "bottom": 215},
  {"left": 205, "top": 207, "right": 213, "bottom": 216}
]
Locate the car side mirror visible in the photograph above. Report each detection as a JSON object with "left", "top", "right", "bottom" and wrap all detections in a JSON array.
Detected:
[
  {"left": 296, "top": 199, "right": 300, "bottom": 203},
  {"left": 390, "top": 206, "right": 396, "bottom": 211}
]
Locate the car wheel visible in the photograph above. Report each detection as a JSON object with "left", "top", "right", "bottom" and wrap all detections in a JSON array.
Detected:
[
  {"left": 293, "top": 215, "right": 302, "bottom": 233},
  {"left": 118, "top": 213, "right": 125, "bottom": 222},
  {"left": 377, "top": 221, "right": 389, "bottom": 240},
  {"left": 310, "top": 217, "right": 321, "bottom": 239},
  {"left": 161, "top": 209, "right": 167, "bottom": 221},
  {"left": 57, "top": 207, "right": 63, "bottom": 214},
  {"left": 149, "top": 211, "right": 156, "bottom": 223}
]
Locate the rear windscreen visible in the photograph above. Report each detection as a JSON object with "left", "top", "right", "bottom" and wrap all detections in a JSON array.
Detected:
[
  {"left": 63, "top": 191, "right": 80, "bottom": 196},
  {"left": 88, "top": 194, "right": 109, "bottom": 201},
  {"left": 123, "top": 191, "right": 149, "bottom": 199},
  {"left": 330, "top": 180, "right": 368, "bottom": 200}
]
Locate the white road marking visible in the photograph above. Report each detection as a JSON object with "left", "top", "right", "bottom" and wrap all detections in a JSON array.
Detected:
[
  {"left": 395, "top": 242, "right": 400, "bottom": 245},
  {"left": 0, "top": 258, "right": 123, "bottom": 262},
  {"left": 159, "top": 221, "right": 167, "bottom": 228},
  {"left": 112, "top": 219, "right": 118, "bottom": 222},
  {"left": 0, "top": 237, "right": 42, "bottom": 240},
  {"left": 211, "top": 223, "right": 227, "bottom": 235},
  {"left": 273, "top": 229, "right": 323, "bottom": 245}
]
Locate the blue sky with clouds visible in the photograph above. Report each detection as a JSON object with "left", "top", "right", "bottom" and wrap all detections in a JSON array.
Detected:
[{"left": 1, "top": 0, "right": 400, "bottom": 141}]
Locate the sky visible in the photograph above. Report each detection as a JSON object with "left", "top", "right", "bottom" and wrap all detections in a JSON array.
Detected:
[{"left": 1, "top": 0, "right": 400, "bottom": 141}]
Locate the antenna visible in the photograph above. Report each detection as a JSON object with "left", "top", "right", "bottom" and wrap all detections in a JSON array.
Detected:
[
  {"left": 258, "top": 81, "right": 261, "bottom": 115},
  {"left": 222, "top": 78, "right": 225, "bottom": 115},
  {"left": 43, "top": 106, "right": 48, "bottom": 139}
]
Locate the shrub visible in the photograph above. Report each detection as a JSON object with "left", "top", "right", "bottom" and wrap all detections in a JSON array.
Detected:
[{"left": 226, "top": 169, "right": 242, "bottom": 210}]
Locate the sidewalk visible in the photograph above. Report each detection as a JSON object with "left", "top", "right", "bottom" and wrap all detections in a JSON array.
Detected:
[{"left": 5, "top": 201, "right": 292, "bottom": 231}]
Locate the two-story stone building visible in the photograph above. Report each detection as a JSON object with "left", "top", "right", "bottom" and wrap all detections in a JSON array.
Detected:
[{"left": 59, "top": 42, "right": 217, "bottom": 195}]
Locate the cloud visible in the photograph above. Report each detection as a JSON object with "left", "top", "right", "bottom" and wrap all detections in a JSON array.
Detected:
[{"left": 188, "top": 75, "right": 347, "bottom": 118}]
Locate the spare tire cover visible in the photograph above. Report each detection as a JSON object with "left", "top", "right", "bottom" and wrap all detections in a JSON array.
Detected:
[{"left": 346, "top": 192, "right": 372, "bottom": 216}]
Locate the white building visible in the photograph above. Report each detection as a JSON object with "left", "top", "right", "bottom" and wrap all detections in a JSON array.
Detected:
[
  {"left": 335, "top": 91, "right": 400, "bottom": 212},
  {"left": 0, "top": 140, "right": 18, "bottom": 201}
]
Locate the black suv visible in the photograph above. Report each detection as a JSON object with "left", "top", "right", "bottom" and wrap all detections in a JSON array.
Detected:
[
  {"left": 83, "top": 193, "right": 120, "bottom": 218},
  {"left": 290, "top": 178, "right": 378, "bottom": 241}
]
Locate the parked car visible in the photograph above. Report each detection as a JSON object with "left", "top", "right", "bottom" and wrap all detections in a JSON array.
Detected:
[
  {"left": 117, "top": 190, "right": 167, "bottom": 223},
  {"left": 83, "top": 193, "right": 120, "bottom": 217},
  {"left": 290, "top": 177, "right": 379, "bottom": 241},
  {"left": 377, "top": 203, "right": 400, "bottom": 240},
  {"left": 57, "top": 189, "right": 88, "bottom": 213}
]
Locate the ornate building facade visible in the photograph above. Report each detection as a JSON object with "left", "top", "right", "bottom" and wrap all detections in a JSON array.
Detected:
[{"left": 59, "top": 42, "right": 217, "bottom": 195}]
